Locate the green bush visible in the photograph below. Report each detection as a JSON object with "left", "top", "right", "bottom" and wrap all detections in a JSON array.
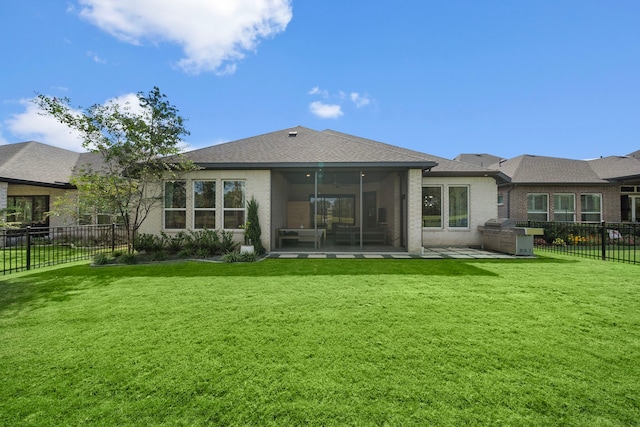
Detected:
[{"left": 93, "top": 253, "right": 112, "bottom": 265}]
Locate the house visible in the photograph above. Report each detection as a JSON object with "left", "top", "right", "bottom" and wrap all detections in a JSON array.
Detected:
[
  {"left": 0, "top": 141, "right": 107, "bottom": 227},
  {"left": 138, "top": 126, "right": 508, "bottom": 253},
  {"left": 456, "top": 152, "right": 640, "bottom": 223}
]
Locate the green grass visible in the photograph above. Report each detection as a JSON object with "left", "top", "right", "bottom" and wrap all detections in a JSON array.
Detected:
[{"left": 1, "top": 254, "right": 639, "bottom": 425}]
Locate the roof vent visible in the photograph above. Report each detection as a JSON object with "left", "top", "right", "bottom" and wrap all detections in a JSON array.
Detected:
[{"left": 288, "top": 131, "right": 298, "bottom": 137}]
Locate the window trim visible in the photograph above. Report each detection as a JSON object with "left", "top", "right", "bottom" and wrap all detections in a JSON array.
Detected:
[
  {"left": 448, "top": 185, "right": 469, "bottom": 229},
  {"left": 580, "top": 193, "right": 602, "bottom": 222},
  {"left": 223, "top": 180, "right": 246, "bottom": 230},
  {"left": 164, "top": 180, "right": 187, "bottom": 230},
  {"left": 527, "top": 193, "right": 549, "bottom": 221},
  {"left": 193, "top": 180, "right": 217, "bottom": 229},
  {"left": 553, "top": 193, "right": 575, "bottom": 222},
  {"left": 422, "top": 185, "right": 443, "bottom": 228}
]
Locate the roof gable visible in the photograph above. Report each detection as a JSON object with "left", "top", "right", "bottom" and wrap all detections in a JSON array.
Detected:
[
  {"left": 182, "top": 126, "right": 438, "bottom": 168},
  {"left": 492, "top": 155, "right": 607, "bottom": 184}
]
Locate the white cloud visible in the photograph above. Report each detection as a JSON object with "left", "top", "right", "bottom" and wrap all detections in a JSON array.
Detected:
[
  {"left": 76, "top": 0, "right": 293, "bottom": 75},
  {"left": 309, "top": 101, "right": 343, "bottom": 119},
  {"left": 3, "top": 93, "right": 144, "bottom": 152},
  {"left": 4, "top": 100, "right": 85, "bottom": 151},
  {"left": 87, "top": 51, "right": 107, "bottom": 64},
  {"left": 350, "top": 92, "right": 371, "bottom": 108},
  {"left": 308, "top": 86, "right": 328, "bottom": 98},
  {"left": 308, "top": 87, "right": 373, "bottom": 118}
]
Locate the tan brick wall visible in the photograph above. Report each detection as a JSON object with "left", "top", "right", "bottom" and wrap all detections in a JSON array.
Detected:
[
  {"left": 139, "top": 170, "right": 271, "bottom": 249},
  {"left": 407, "top": 169, "right": 423, "bottom": 253},
  {"left": 7, "top": 184, "right": 77, "bottom": 227},
  {"left": 422, "top": 176, "right": 498, "bottom": 247},
  {"left": 499, "top": 185, "right": 620, "bottom": 222},
  {"left": 0, "top": 182, "right": 7, "bottom": 211}
]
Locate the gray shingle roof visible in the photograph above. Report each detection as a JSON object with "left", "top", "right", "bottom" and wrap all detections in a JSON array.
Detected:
[
  {"left": 588, "top": 156, "right": 640, "bottom": 180},
  {"left": 182, "top": 126, "right": 438, "bottom": 168},
  {"left": 0, "top": 141, "right": 80, "bottom": 186},
  {"left": 491, "top": 154, "right": 640, "bottom": 184}
]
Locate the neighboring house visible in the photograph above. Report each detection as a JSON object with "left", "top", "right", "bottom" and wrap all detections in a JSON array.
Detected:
[
  {"left": 138, "top": 126, "right": 508, "bottom": 253},
  {"left": 0, "top": 141, "right": 108, "bottom": 227},
  {"left": 456, "top": 152, "right": 640, "bottom": 223}
]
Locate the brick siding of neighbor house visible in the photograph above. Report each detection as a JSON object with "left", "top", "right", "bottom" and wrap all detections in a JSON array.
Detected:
[
  {"left": 138, "top": 170, "right": 272, "bottom": 250},
  {"left": 407, "top": 168, "right": 424, "bottom": 253},
  {"left": 500, "top": 185, "right": 621, "bottom": 222},
  {"left": 0, "top": 182, "right": 7, "bottom": 211},
  {"left": 423, "top": 176, "right": 498, "bottom": 247}
]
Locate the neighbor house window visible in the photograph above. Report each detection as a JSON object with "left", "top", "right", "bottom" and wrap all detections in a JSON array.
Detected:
[
  {"left": 448, "top": 186, "right": 469, "bottom": 228},
  {"left": 581, "top": 194, "right": 602, "bottom": 222},
  {"left": 422, "top": 186, "right": 442, "bottom": 227},
  {"left": 7, "top": 196, "right": 49, "bottom": 227},
  {"left": 194, "top": 180, "right": 216, "bottom": 229},
  {"left": 164, "top": 181, "right": 187, "bottom": 229},
  {"left": 527, "top": 194, "right": 548, "bottom": 221},
  {"left": 223, "top": 180, "right": 245, "bottom": 229},
  {"left": 554, "top": 194, "right": 575, "bottom": 222}
]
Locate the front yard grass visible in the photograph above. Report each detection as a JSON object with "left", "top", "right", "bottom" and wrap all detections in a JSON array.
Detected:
[{"left": 1, "top": 253, "right": 639, "bottom": 425}]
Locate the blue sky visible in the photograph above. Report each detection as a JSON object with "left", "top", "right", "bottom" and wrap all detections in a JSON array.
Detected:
[{"left": 1, "top": 1, "right": 639, "bottom": 160}]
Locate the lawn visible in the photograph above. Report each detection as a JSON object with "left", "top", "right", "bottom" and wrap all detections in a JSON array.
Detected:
[{"left": 1, "top": 254, "right": 639, "bottom": 425}]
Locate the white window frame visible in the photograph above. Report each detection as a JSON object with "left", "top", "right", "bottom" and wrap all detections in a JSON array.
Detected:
[
  {"left": 164, "top": 180, "right": 187, "bottom": 229},
  {"left": 448, "top": 185, "right": 469, "bottom": 228},
  {"left": 553, "top": 193, "right": 575, "bottom": 222},
  {"left": 193, "top": 180, "right": 216, "bottom": 229},
  {"left": 422, "top": 185, "right": 443, "bottom": 228},
  {"left": 580, "top": 193, "right": 602, "bottom": 222},
  {"left": 527, "top": 193, "right": 549, "bottom": 221},
  {"left": 223, "top": 180, "right": 246, "bottom": 230}
]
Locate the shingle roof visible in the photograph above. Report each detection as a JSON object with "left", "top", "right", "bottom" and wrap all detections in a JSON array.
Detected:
[
  {"left": 588, "top": 156, "right": 640, "bottom": 180},
  {"left": 0, "top": 141, "right": 80, "bottom": 186},
  {"left": 182, "top": 126, "right": 438, "bottom": 168},
  {"left": 454, "top": 153, "right": 503, "bottom": 167},
  {"left": 491, "top": 154, "right": 640, "bottom": 184}
]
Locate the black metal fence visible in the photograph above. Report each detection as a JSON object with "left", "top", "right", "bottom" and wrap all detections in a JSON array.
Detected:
[
  {"left": 1, "top": 224, "right": 128, "bottom": 275},
  {"left": 517, "top": 221, "right": 640, "bottom": 264}
]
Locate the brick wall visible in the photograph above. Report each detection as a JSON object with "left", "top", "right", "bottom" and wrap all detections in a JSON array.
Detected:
[
  {"left": 499, "top": 185, "right": 621, "bottom": 222},
  {"left": 139, "top": 170, "right": 272, "bottom": 249}
]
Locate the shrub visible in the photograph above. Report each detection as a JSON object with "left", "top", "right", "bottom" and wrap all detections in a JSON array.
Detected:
[
  {"left": 119, "top": 253, "right": 138, "bottom": 264},
  {"left": 93, "top": 253, "right": 112, "bottom": 265}
]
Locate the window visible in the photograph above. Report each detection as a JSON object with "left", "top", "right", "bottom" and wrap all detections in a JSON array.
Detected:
[
  {"left": 497, "top": 194, "right": 504, "bottom": 206},
  {"left": 164, "top": 181, "right": 186, "bottom": 229},
  {"left": 422, "top": 186, "right": 442, "bottom": 227},
  {"left": 194, "top": 180, "right": 216, "bottom": 229},
  {"left": 527, "top": 194, "right": 548, "bottom": 221},
  {"left": 581, "top": 194, "right": 602, "bottom": 222},
  {"left": 449, "top": 186, "right": 469, "bottom": 228},
  {"left": 223, "top": 180, "right": 245, "bottom": 229},
  {"left": 554, "top": 194, "right": 575, "bottom": 222},
  {"left": 7, "top": 196, "right": 49, "bottom": 227}
]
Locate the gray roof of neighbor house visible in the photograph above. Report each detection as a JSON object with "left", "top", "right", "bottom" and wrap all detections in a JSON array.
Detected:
[
  {"left": 0, "top": 141, "right": 80, "bottom": 187},
  {"left": 454, "top": 153, "right": 503, "bottom": 167},
  {"left": 0, "top": 141, "right": 110, "bottom": 188},
  {"left": 588, "top": 156, "right": 640, "bottom": 181},
  {"left": 490, "top": 154, "right": 640, "bottom": 184}
]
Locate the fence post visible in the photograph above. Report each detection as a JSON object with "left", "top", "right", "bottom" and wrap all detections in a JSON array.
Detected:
[
  {"left": 601, "top": 221, "right": 606, "bottom": 261},
  {"left": 111, "top": 223, "right": 116, "bottom": 253},
  {"left": 26, "top": 226, "right": 31, "bottom": 270}
]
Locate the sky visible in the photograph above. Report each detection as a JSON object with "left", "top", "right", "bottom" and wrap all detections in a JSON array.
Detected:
[{"left": 1, "top": 0, "right": 639, "bottom": 160}]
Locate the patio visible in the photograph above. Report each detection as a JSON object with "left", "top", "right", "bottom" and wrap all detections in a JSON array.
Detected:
[{"left": 268, "top": 247, "right": 519, "bottom": 259}]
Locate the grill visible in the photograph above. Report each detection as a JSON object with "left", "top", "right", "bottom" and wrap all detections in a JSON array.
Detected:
[{"left": 478, "top": 219, "right": 544, "bottom": 256}]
